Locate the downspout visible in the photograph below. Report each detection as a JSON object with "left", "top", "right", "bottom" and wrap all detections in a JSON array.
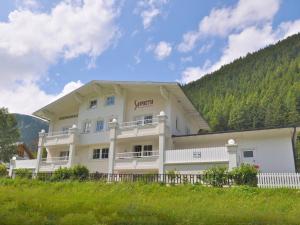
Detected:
[{"left": 291, "top": 127, "right": 297, "bottom": 172}]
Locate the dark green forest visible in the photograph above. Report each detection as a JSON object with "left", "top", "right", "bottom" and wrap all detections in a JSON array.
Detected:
[{"left": 183, "top": 33, "right": 300, "bottom": 131}]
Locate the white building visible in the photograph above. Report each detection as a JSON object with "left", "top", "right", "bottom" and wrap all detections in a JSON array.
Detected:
[{"left": 10, "top": 81, "right": 298, "bottom": 175}]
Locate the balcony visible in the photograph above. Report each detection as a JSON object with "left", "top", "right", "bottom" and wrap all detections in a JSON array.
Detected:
[
  {"left": 114, "top": 150, "right": 159, "bottom": 171},
  {"left": 44, "top": 130, "right": 76, "bottom": 146},
  {"left": 117, "top": 118, "right": 160, "bottom": 138},
  {"left": 39, "top": 157, "right": 69, "bottom": 172}
]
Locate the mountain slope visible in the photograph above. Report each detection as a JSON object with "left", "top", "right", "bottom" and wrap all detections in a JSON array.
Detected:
[
  {"left": 183, "top": 33, "right": 300, "bottom": 131},
  {"left": 14, "top": 114, "right": 49, "bottom": 151}
]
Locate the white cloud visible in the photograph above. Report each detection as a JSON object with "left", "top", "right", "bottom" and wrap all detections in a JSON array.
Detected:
[
  {"left": 147, "top": 41, "right": 172, "bottom": 60},
  {"left": 136, "top": 0, "right": 168, "bottom": 29},
  {"left": 180, "top": 56, "right": 193, "bottom": 63},
  {"left": 178, "top": 0, "right": 280, "bottom": 52},
  {"left": 15, "top": 0, "right": 40, "bottom": 10},
  {"left": 0, "top": 0, "right": 120, "bottom": 114},
  {"left": 0, "top": 80, "right": 83, "bottom": 114},
  {"left": 181, "top": 22, "right": 300, "bottom": 83}
]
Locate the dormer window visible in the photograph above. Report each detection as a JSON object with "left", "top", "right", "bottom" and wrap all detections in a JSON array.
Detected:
[
  {"left": 105, "top": 96, "right": 115, "bottom": 106},
  {"left": 89, "top": 99, "right": 97, "bottom": 109}
]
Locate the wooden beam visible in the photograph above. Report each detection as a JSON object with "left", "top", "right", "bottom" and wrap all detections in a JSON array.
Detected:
[
  {"left": 160, "top": 86, "right": 169, "bottom": 101},
  {"left": 74, "top": 92, "right": 84, "bottom": 103}
]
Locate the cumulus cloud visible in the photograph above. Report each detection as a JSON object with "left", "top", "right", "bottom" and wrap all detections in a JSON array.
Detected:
[
  {"left": 135, "top": 0, "right": 168, "bottom": 29},
  {"left": 181, "top": 23, "right": 300, "bottom": 83},
  {"left": 0, "top": 0, "right": 120, "bottom": 114},
  {"left": 0, "top": 80, "right": 83, "bottom": 114},
  {"left": 178, "top": 0, "right": 280, "bottom": 52},
  {"left": 147, "top": 41, "right": 172, "bottom": 60}
]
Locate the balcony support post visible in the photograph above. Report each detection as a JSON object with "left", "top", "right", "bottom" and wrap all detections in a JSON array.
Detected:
[
  {"left": 67, "top": 125, "right": 78, "bottom": 168},
  {"left": 108, "top": 119, "right": 118, "bottom": 175},
  {"left": 35, "top": 129, "right": 46, "bottom": 174},
  {"left": 157, "top": 111, "right": 167, "bottom": 175},
  {"left": 226, "top": 139, "right": 239, "bottom": 171}
]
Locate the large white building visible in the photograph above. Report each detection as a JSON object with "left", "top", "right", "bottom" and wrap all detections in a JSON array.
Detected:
[{"left": 10, "top": 81, "right": 298, "bottom": 174}]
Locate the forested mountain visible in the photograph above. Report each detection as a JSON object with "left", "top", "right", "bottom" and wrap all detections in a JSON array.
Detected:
[
  {"left": 14, "top": 114, "right": 48, "bottom": 151},
  {"left": 183, "top": 33, "right": 300, "bottom": 131}
]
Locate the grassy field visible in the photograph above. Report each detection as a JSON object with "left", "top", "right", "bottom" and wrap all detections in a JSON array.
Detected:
[{"left": 0, "top": 179, "right": 300, "bottom": 225}]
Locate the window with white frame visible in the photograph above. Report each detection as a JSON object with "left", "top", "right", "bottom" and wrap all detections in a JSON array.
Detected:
[
  {"left": 93, "top": 149, "right": 101, "bottom": 159},
  {"left": 95, "top": 120, "right": 104, "bottom": 132},
  {"left": 185, "top": 126, "right": 190, "bottom": 135},
  {"left": 60, "top": 151, "right": 69, "bottom": 160},
  {"left": 105, "top": 96, "right": 115, "bottom": 106},
  {"left": 143, "top": 145, "right": 153, "bottom": 156},
  {"left": 134, "top": 115, "right": 153, "bottom": 125},
  {"left": 83, "top": 120, "right": 92, "bottom": 133},
  {"left": 243, "top": 150, "right": 254, "bottom": 158},
  {"left": 101, "top": 148, "right": 109, "bottom": 159},
  {"left": 61, "top": 127, "right": 69, "bottom": 134},
  {"left": 92, "top": 148, "right": 109, "bottom": 159},
  {"left": 89, "top": 99, "right": 97, "bottom": 109},
  {"left": 176, "top": 116, "right": 179, "bottom": 130}
]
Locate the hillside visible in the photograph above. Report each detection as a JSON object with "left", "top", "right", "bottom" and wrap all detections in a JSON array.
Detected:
[
  {"left": 183, "top": 33, "right": 300, "bottom": 131},
  {"left": 14, "top": 114, "right": 48, "bottom": 151}
]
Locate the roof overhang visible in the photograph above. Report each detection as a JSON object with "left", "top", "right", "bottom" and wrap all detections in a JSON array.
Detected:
[{"left": 33, "top": 80, "right": 210, "bottom": 130}]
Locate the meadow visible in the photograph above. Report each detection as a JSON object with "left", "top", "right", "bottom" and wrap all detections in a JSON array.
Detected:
[{"left": 0, "top": 178, "right": 299, "bottom": 225}]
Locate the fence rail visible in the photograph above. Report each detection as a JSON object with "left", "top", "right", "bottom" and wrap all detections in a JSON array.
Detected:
[{"left": 257, "top": 173, "right": 300, "bottom": 189}]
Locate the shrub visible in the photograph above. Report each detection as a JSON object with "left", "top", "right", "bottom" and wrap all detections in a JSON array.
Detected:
[
  {"left": 71, "top": 165, "right": 89, "bottom": 180},
  {"left": 0, "top": 164, "right": 7, "bottom": 177},
  {"left": 51, "top": 167, "right": 73, "bottom": 181},
  {"left": 229, "top": 164, "right": 258, "bottom": 186},
  {"left": 203, "top": 166, "right": 228, "bottom": 187},
  {"left": 14, "top": 168, "right": 33, "bottom": 179}
]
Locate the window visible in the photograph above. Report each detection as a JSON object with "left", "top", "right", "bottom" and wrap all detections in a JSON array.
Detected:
[
  {"left": 61, "top": 127, "right": 69, "bottom": 134},
  {"left": 93, "top": 148, "right": 109, "bottom": 159},
  {"left": 134, "top": 115, "right": 153, "bottom": 125},
  {"left": 83, "top": 120, "right": 91, "bottom": 133},
  {"left": 95, "top": 120, "right": 104, "bottom": 132},
  {"left": 105, "top": 96, "right": 115, "bottom": 106},
  {"left": 144, "top": 115, "right": 153, "bottom": 124},
  {"left": 134, "top": 145, "right": 142, "bottom": 158},
  {"left": 60, "top": 151, "right": 69, "bottom": 160},
  {"left": 176, "top": 116, "right": 179, "bottom": 130},
  {"left": 101, "top": 148, "right": 109, "bottom": 159},
  {"left": 143, "top": 145, "right": 152, "bottom": 156},
  {"left": 185, "top": 126, "right": 190, "bottom": 135},
  {"left": 89, "top": 99, "right": 97, "bottom": 109},
  {"left": 243, "top": 150, "right": 254, "bottom": 158},
  {"left": 93, "top": 149, "right": 101, "bottom": 159}
]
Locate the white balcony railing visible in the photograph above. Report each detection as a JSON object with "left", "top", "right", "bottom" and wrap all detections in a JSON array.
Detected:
[
  {"left": 165, "top": 147, "right": 228, "bottom": 164},
  {"left": 119, "top": 118, "right": 158, "bottom": 129},
  {"left": 41, "top": 156, "right": 69, "bottom": 163},
  {"left": 116, "top": 151, "right": 159, "bottom": 159},
  {"left": 46, "top": 130, "right": 70, "bottom": 137}
]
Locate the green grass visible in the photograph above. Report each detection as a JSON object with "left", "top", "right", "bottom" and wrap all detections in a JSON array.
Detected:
[{"left": 0, "top": 179, "right": 300, "bottom": 225}]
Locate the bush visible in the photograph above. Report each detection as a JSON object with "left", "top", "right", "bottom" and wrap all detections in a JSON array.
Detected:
[
  {"left": 0, "top": 164, "right": 7, "bottom": 177},
  {"left": 51, "top": 167, "right": 73, "bottom": 181},
  {"left": 71, "top": 165, "right": 89, "bottom": 180},
  {"left": 203, "top": 166, "right": 228, "bottom": 187},
  {"left": 14, "top": 168, "right": 33, "bottom": 179},
  {"left": 229, "top": 164, "right": 258, "bottom": 186}
]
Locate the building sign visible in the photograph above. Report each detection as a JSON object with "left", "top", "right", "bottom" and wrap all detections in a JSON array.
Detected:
[
  {"left": 59, "top": 114, "right": 78, "bottom": 120},
  {"left": 134, "top": 99, "right": 153, "bottom": 110},
  {"left": 193, "top": 151, "right": 201, "bottom": 158}
]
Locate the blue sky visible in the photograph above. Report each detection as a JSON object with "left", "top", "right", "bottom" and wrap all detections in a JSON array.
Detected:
[{"left": 0, "top": 0, "right": 300, "bottom": 114}]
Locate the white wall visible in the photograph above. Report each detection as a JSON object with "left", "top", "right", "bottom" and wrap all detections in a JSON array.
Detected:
[
  {"left": 172, "top": 129, "right": 296, "bottom": 173},
  {"left": 75, "top": 145, "right": 109, "bottom": 173}
]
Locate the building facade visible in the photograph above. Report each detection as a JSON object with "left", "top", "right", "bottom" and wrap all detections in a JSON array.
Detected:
[{"left": 10, "top": 81, "right": 298, "bottom": 175}]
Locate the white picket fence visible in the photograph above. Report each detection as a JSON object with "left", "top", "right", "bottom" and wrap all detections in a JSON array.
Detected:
[{"left": 257, "top": 173, "right": 300, "bottom": 189}]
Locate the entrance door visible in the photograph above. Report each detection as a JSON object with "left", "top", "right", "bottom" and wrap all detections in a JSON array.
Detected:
[
  {"left": 241, "top": 149, "right": 256, "bottom": 165},
  {"left": 133, "top": 145, "right": 142, "bottom": 158}
]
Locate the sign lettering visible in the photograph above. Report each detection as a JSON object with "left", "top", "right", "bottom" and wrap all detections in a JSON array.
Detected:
[{"left": 134, "top": 99, "right": 153, "bottom": 110}]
